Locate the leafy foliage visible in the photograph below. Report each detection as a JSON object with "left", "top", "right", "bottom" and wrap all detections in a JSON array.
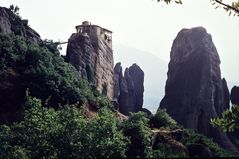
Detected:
[
  {"left": 120, "top": 112, "right": 152, "bottom": 158},
  {"left": 156, "top": 0, "right": 182, "bottom": 4},
  {"left": 0, "top": 94, "right": 129, "bottom": 159},
  {"left": 0, "top": 94, "right": 231, "bottom": 158},
  {"left": 0, "top": 6, "right": 234, "bottom": 158},
  {"left": 211, "top": 105, "right": 239, "bottom": 132},
  {"left": 181, "top": 129, "right": 232, "bottom": 157},
  {"left": 150, "top": 108, "right": 177, "bottom": 129},
  {"left": 0, "top": 33, "right": 113, "bottom": 117},
  {"left": 152, "top": 143, "right": 187, "bottom": 158},
  {"left": 211, "top": 0, "right": 239, "bottom": 16}
]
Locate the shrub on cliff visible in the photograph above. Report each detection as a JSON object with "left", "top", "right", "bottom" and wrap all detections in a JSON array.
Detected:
[
  {"left": 120, "top": 112, "right": 152, "bottom": 158},
  {"left": 211, "top": 105, "right": 239, "bottom": 132},
  {"left": 150, "top": 108, "right": 177, "bottom": 129},
  {"left": 0, "top": 94, "right": 129, "bottom": 158},
  {"left": 181, "top": 129, "right": 232, "bottom": 157},
  {"left": 0, "top": 33, "right": 113, "bottom": 119}
]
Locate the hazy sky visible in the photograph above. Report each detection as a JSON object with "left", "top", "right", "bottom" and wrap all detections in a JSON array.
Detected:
[{"left": 1, "top": 0, "right": 239, "bottom": 84}]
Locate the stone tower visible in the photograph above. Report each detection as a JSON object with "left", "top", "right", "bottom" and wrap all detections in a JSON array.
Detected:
[{"left": 66, "top": 21, "right": 114, "bottom": 99}]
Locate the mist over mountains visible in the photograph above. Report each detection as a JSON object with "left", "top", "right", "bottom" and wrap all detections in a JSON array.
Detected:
[{"left": 114, "top": 43, "right": 168, "bottom": 113}]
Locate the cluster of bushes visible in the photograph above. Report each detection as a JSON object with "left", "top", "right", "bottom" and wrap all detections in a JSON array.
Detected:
[
  {"left": 0, "top": 33, "right": 112, "bottom": 117},
  {"left": 150, "top": 108, "right": 177, "bottom": 129},
  {"left": 0, "top": 94, "right": 233, "bottom": 158},
  {"left": 0, "top": 93, "right": 165, "bottom": 158},
  {"left": 180, "top": 129, "right": 231, "bottom": 157},
  {"left": 0, "top": 94, "right": 128, "bottom": 158}
]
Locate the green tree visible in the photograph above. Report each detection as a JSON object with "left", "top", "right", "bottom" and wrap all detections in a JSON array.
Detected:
[
  {"left": 0, "top": 94, "right": 129, "bottom": 159},
  {"left": 211, "top": 105, "right": 239, "bottom": 132},
  {"left": 120, "top": 112, "right": 152, "bottom": 158},
  {"left": 211, "top": 0, "right": 239, "bottom": 16},
  {"left": 181, "top": 129, "right": 231, "bottom": 157},
  {"left": 0, "top": 33, "right": 114, "bottom": 119},
  {"left": 150, "top": 108, "right": 177, "bottom": 129}
]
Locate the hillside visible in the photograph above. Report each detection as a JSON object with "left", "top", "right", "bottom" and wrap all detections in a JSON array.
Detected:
[{"left": 0, "top": 6, "right": 236, "bottom": 158}]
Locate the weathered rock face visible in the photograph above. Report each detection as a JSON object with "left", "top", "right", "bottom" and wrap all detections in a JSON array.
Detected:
[
  {"left": 231, "top": 86, "right": 239, "bottom": 105},
  {"left": 113, "top": 63, "right": 144, "bottom": 115},
  {"left": 0, "top": 7, "right": 40, "bottom": 43},
  {"left": 113, "top": 63, "right": 123, "bottom": 101},
  {"left": 222, "top": 78, "right": 230, "bottom": 111},
  {"left": 160, "top": 27, "right": 238, "bottom": 153},
  {"left": 66, "top": 21, "right": 114, "bottom": 99}
]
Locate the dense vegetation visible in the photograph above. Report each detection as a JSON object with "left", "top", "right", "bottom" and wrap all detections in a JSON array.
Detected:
[
  {"left": 0, "top": 94, "right": 232, "bottom": 158},
  {"left": 150, "top": 108, "right": 177, "bottom": 129},
  {"left": 211, "top": 105, "right": 239, "bottom": 132},
  {"left": 0, "top": 32, "right": 112, "bottom": 123},
  {"left": 180, "top": 129, "right": 231, "bottom": 157},
  {"left": 0, "top": 94, "right": 128, "bottom": 158},
  {"left": 0, "top": 6, "right": 234, "bottom": 158}
]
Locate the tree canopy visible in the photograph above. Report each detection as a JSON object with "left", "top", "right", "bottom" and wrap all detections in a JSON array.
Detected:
[{"left": 211, "top": 105, "right": 239, "bottom": 132}]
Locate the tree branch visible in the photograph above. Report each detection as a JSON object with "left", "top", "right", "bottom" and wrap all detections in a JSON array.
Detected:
[{"left": 214, "top": 0, "right": 239, "bottom": 14}]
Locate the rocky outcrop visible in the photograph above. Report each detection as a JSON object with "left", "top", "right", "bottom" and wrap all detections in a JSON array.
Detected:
[
  {"left": 113, "top": 62, "right": 123, "bottom": 101},
  {"left": 0, "top": 7, "right": 40, "bottom": 43},
  {"left": 113, "top": 62, "right": 144, "bottom": 115},
  {"left": 66, "top": 21, "right": 114, "bottom": 99},
  {"left": 222, "top": 78, "right": 230, "bottom": 111},
  {"left": 160, "top": 27, "right": 238, "bottom": 153},
  {"left": 231, "top": 86, "right": 239, "bottom": 105},
  {"left": 152, "top": 129, "right": 187, "bottom": 153}
]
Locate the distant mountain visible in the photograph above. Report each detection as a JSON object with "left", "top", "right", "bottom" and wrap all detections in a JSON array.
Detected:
[{"left": 114, "top": 43, "right": 168, "bottom": 113}]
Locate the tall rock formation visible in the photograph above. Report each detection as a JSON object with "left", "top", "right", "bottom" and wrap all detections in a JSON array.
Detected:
[
  {"left": 66, "top": 21, "right": 114, "bottom": 99},
  {"left": 0, "top": 7, "right": 40, "bottom": 43},
  {"left": 231, "top": 86, "right": 239, "bottom": 105},
  {"left": 113, "top": 63, "right": 144, "bottom": 115},
  {"left": 160, "top": 27, "right": 238, "bottom": 153}
]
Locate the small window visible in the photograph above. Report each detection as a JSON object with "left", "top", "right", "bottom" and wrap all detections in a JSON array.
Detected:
[{"left": 104, "top": 34, "right": 108, "bottom": 40}]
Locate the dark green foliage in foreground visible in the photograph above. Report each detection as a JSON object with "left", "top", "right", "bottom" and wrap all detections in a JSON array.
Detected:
[
  {"left": 150, "top": 108, "right": 177, "bottom": 129},
  {"left": 120, "top": 112, "right": 152, "bottom": 158},
  {"left": 181, "top": 129, "right": 232, "bottom": 157},
  {"left": 211, "top": 105, "right": 239, "bottom": 132},
  {"left": 0, "top": 94, "right": 129, "bottom": 159},
  {"left": 0, "top": 94, "right": 232, "bottom": 158},
  {"left": 152, "top": 143, "right": 187, "bottom": 158}
]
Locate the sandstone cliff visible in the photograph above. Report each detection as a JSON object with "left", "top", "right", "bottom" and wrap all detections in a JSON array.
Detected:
[
  {"left": 160, "top": 27, "right": 238, "bottom": 153},
  {"left": 113, "top": 62, "right": 144, "bottom": 115},
  {"left": 66, "top": 21, "right": 114, "bottom": 99}
]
